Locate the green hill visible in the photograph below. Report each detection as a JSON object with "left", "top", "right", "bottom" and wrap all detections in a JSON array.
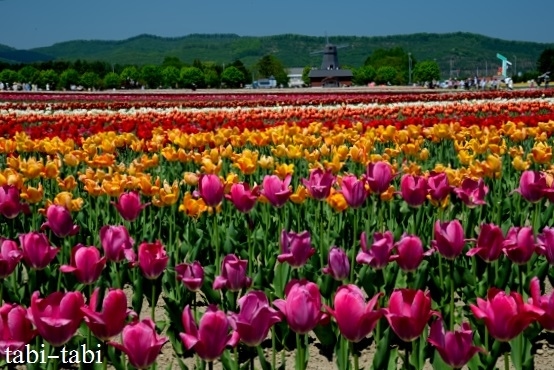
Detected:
[{"left": 2, "top": 32, "right": 552, "bottom": 75}]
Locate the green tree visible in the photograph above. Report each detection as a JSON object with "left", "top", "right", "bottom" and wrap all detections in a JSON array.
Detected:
[
  {"left": 413, "top": 60, "right": 441, "bottom": 86},
  {"left": 38, "top": 69, "right": 59, "bottom": 89},
  {"left": 204, "top": 69, "right": 220, "bottom": 88},
  {"left": 59, "top": 68, "right": 80, "bottom": 89},
  {"left": 162, "top": 56, "right": 183, "bottom": 69},
  {"left": 302, "top": 66, "right": 312, "bottom": 86},
  {"left": 162, "top": 66, "right": 180, "bottom": 88},
  {"left": 229, "top": 59, "right": 250, "bottom": 85},
  {"left": 375, "top": 66, "right": 399, "bottom": 85},
  {"left": 365, "top": 47, "right": 414, "bottom": 84},
  {"left": 18, "top": 65, "right": 40, "bottom": 84},
  {"left": 537, "top": 48, "right": 554, "bottom": 75},
  {"left": 353, "top": 65, "right": 376, "bottom": 85},
  {"left": 140, "top": 64, "right": 162, "bottom": 89},
  {"left": 255, "top": 55, "right": 288, "bottom": 86},
  {"left": 120, "top": 66, "right": 139, "bottom": 88},
  {"left": 180, "top": 67, "right": 205, "bottom": 88},
  {"left": 221, "top": 66, "right": 245, "bottom": 88},
  {"left": 80, "top": 71, "right": 101, "bottom": 89},
  {"left": 0, "top": 69, "right": 19, "bottom": 85},
  {"left": 103, "top": 72, "right": 121, "bottom": 89}
]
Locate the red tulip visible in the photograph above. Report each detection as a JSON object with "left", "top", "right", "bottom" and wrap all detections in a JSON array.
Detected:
[
  {"left": 528, "top": 277, "right": 554, "bottom": 331},
  {"left": 466, "top": 223, "right": 505, "bottom": 262},
  {"left": 453, "top": 177, "right": 488, "bottom": 208},
  {"left": 99, "top": 225, "right": 135, "bottom": 263},
  {"left": 428, "top": 318, "right": 485, "bottom": 369},
  {"left": 138, "top": 241, "right": 168, "bottom": 280},
  {"left": 0, "top": 303, "right": 36, "bottom": 356},
  {"left": 0, "top": 185, "right": 30, "bottom": 219},
  {"left": 29, "top": 291, "right": 84, "bottom": 347},
  {"left": 365, "top": 161, "right": 394, "bottom": 194},
  {"left": 502, "top": 226, "right": 535, "bottom": 265},
  {"left": 273, "top": 279, "right": 326, "bottom": 334},
  {"left": 180, "top": 305, "right": 239, "bottom": 362},
  {"left": 19, "top": 232, "right": 59, "bottom": 270},
  {"left": 111, "top": 190, "right": 150, "bottom": 221},
  {"left": 324, "top": 285, "right": 383, "bottom": 343},
  {"left": 261, "top": 174, "right": 292, "bottom": 207},
  {"left": 322, "top": 246, "right": 350, "bottom": 281},
  {"left": 81, "top": 288, "right": 136, "bottom": 341},
  {"left": 198, "top": 174, "right": 224, "bottom": 207},
  {"left": 175, "top": 261, "right": 204, "bottom": 292},
  {"left": 229, "top": 291, "right": 282, "bottom": 346},
  {"left": 427, "top": 172, "right": 451, "bottom": 202},
  {"left": 213, "top": 254, "right": 252, "bottom": 291},
  {"left": 278, "top": 230, "right": 315, "bottom": 268},
  {"left": 432, "top": 220, "right": 466, "bottom": 259},
  {"left": 108, "top": 318, "right": 168, "bottom": 369},
  {"left": 60, "top": 244, "right": 107, "bottom": 284},
  {"left": 383, "top": 289, "right": 438, "bottom": 342},
  {"left": 470, "top": 288, "right": 544, "bottom": 341},
  {"left": 40, "top": 204, "right": 79, "bottom": 238},
  {"left": 225, "top": 182, "right": 259, "bottom": 213},
  {"left": 537, "top": 227, "right": 554, "bottom": 265},
  {"left": 400, "top": 174, "right": 428, "bottom": 207},
  {"left": 339, "top": 174, "right": 368, "bottom": 208},
  {"left": 356, "top": 231, "right": 394, "bottom": 270},
  {"left": 513, "top": 170, "right": 549, "bottom": 203},
  {"left": 302, "top": 168, "right": 335, "bottom": 200},
  {"left": 390, "top": 234, "right": 433, "bottom": 272},
  {"left": 0, "top": 238, "right": 22, "bottom": 278}
]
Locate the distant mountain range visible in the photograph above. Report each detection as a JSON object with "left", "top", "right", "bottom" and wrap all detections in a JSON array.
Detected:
[{"left": 0, "top": 33, "right": 552, "bottom": 75}]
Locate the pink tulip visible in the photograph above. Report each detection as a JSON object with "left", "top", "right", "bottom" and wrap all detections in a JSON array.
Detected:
[
  {"left": 383, "top": 289, "right": 438, "bottom": 342},
  {"left": 400, "top": 174, "right": 428, "bottom": 207},
  {"left": 356, "top": 231, "right": 394, "bottom": 269},
  {"left": 432, "top": 220, "right": 466, "bottom": 259},
  {"left": 111, "top": 191, "right": 150, "bottom": 221},
  {"left": 225, "top": 182, "right": 259, "bottom": 213},
  {"left": 428, "top": 318, "right": 485, "bottom": 369},
  {"left": 453, "top": 177, "right": 488, "bottom": 208},
  {"left": 0, "top": 303, "right": 36, "bottom": 356},
  {"left": 0, "top": 238, "right": 22, "bottom": 278},
  {"left": 175, "top": 261, "right": 204, "bottom": 292},
  {"left": 502, "top": 226, "right": 535, "bottom": 265},
  {"left": 322, "top": 246, "right": 350, "bottom": 281},
  {"left": 513, "top": 170, "right": 549, "bottom": 203},
  {"left": 198, "top": 174, "right": 224, "bottom": 207},
  {"left": 81, "top": 288, "right": 136, "bottom": 341},
  {"left": 138, "top": 241, "right": 168, "bottom": 280},
  {"left": 99, "top": 225, "right": 135, "bottom": 263},
  {"left": 390, "top": 234, "right": 433, "bottom": 272},
  {"left": 29, "top": 291, "right": 84, "bottom": 347},
  {"left": 339, "top": 174, "right": 368, "bottom": 208},
  {"left": 229, "top": 291, "right": 282, "bottom": 346},
  {"left": 528, "top": 277, "right": 554, "bottom": 331},
  {"left": 19, "top": 232, "right": 59, "bottom": 270},
  {"left": 181, "top": 305, "right": 239, "bottom": 362},
  {"left": 0, "top": 185, "right": 30, "bottom": 219},
  {"left": 365, "top": 161, "right": 394, "bottom": 194},
  {"left": 273, "top": 279, "right": 326, "bottom": 334},
  {"left": 470, "top": 288, "right": 543, "bottom": 341},
  {"left": 324, "top": 285, "right": 383, "bottom": 343},
  {"left": 302, "top": 168, "right": 335, "bottom": 200},
  {"left": 213, "top": 254, "right": 252, "bottom": 291},
  {"left": 466, "top": 223, "right": 505, "bottom": 262},
  {"left": 278, "top": 230, "right": 315, "bottom": 268},
  {"left": 261, "top": 174, "right": 292, "bottom": 207},
  {"left": 60, "top": 244, "right": 107, "bottom": 284},
  {"left": 427, "top": 172, "right": 451, "bottom": 202},
  {"left": 537, "top": 227, "right": 554, "bottom": 265},
  {"left": 108, "top": 318, "right": 167, "bottom": 369},
  {"left": 40, "top": 204, "right": 79, "bottom": 238}
]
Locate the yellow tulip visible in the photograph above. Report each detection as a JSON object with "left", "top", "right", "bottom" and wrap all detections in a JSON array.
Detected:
[
  {"left": 20, "top": 184, "right": 44, "bottom": 204},
  {"left": 327, "top": 189, "right": 348, "bottom": 212}
]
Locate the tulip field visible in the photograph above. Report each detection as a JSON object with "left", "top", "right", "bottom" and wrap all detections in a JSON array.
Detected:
[{"left": 3, "top": 88, "right": 554, "bottom": 370}]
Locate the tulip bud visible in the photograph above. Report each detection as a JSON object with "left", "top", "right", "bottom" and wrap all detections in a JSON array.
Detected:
[
  {"left": 40, "top": 204, "right": 79, "bottom": 238},
  {"left": 0, "top": 238, "right": 22, "bottom": 278},
  {"left": 213, "top": 254, "right": 252, "bottom": 292},
  {"left": 111, "top": 191, "right": 150, "bottom": 221},
  {"left": 278, "top": 230, "right": 315, "bottom": 268},
  {"left": 175, "top": 261, "right": 204, "bottom": 292},
  {"left": 322, "top": 246, "right": 349, "bottom": 281},
  {"left": 19, "top": 232, "right": 59, "bottom": 270},
  {"left": 138, "top": 241, "right": 169, "bottom": 280},
  {"left": 60, "top": 244, "right": 107, "bottom": 284},
  {"left": 302, "top": 168, "right": 335, "bottom": 200}
]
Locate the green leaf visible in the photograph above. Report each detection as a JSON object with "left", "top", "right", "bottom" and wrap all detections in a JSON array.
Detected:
[
  {"left": 372, "top": 328, "right": 396, "bottom": 370},
  {"left": 431, "top": 350, "right": 452, "bottom": 370}
]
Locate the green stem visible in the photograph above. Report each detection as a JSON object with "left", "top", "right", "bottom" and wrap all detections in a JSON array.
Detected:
[
  {"left": 246, "top": 216, "right": 253, "bottom": 276},
  {"left": 404, "top": 341, "right": 411, "bottom": 370},
  {"left": 319, "top": 201, "right": 325, "bottom": 269},
  {"left": 296, "top": 332, "right": 305, "bottom": 370},
  {"left": 504, "top": 352, "right": 509, "bottom": 370},
  {"left": 350, "top": 340, "right": 358, "bottom": 370},
  {"left": 271, "top": 326, "right": 276, "bottom": 370},
  {"left": 234, "top": 347, "right": 239, "bottom": 370},
  {"left": 208, "top": 361, "right": 214, "bottom": 370},
  {"left": 450, "top": 259, "right": 455, "bottom": 330},
  {"left": 151, "top": 283, "right": 156, "bottom": 321},
  {"left": 213, "top": 215, "right": 220, "bottom": 275},
  {"left": 102, "top": 341, "right": 108, "bottom": 370},
  {"left": 350, "top": 210, "right": 358, "bottom": 282}
]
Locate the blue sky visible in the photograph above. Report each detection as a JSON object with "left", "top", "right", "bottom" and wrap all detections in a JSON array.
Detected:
[{"left": 1, "top": 0, "right": 553, "bottom": 49}]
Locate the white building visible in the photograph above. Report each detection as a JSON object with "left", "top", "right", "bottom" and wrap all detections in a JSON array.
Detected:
[{"left": 287, "top": 68, "right": 305, "bottom": 88}]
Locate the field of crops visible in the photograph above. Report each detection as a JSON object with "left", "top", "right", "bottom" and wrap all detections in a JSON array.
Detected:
[{"left": 1, "top": 89, "right": 554, "bottom": 370}]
